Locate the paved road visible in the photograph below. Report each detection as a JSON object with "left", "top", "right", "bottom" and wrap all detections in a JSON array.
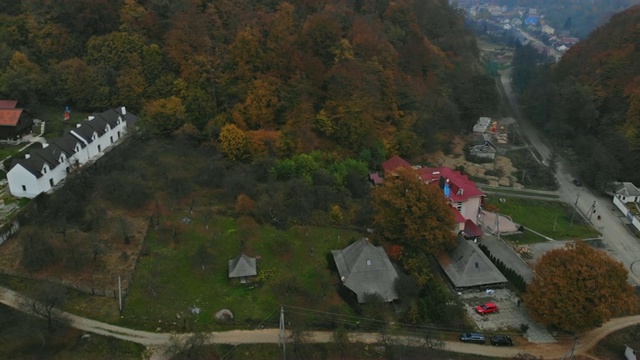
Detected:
[
  {"left": 481, "top": 233, "right": 533, "bottom": 283},
  {"left": 499, "top": 68, "right": 640, "bottom": 286}
]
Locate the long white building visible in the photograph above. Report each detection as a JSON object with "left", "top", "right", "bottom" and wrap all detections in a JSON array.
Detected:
[{"left": 6, "top": 106, "right": 137, "bottom": 198}]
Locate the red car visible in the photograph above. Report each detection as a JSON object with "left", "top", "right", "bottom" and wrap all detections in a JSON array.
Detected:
[{"left": 476, "top": 302, "right": 498, "bottom": 315}]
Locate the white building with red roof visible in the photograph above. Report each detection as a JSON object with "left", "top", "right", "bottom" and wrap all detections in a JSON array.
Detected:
[
  {"left": 420, "top": 166, "right": 485, "bottom": 238},
  {"left": 377, "top": 156, "right": 485, "bottom": 238}
]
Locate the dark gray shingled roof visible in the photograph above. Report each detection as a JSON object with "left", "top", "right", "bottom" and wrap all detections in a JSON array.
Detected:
[
  {"left": 438, "top": 239, "right": 507, "bottom": 289},
  {"left": 71, "top": 122, "right": 98, "bottom": 143},
  {"left": 331, "top": 238, "right": 399, "bottom": 303},
  {"left": 228, "top": 253, "right": 257, "bottom": 278},
  {"left": 49, "top": 132, "right": 86, "bottom": 156},
  {"left": 85, "top": 115, "right": 109, "bottom": 135}
]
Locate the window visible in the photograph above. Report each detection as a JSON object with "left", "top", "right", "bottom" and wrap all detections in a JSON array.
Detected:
[
  {"left": 97, "top": 144, "right": 102, "bottom": 152},
  {"left": 117, "top": 131, "right": 121, "bottom": 138},
  {"left": 75, "top": 144, "right": 81, "bottom": 153},
  {"left": 457, "top": 202, "right": 463, "bottom": 211},
  {"left": 21, "top": 185, "right": 26, "bottom": 191},
  {"left": 42, "top": 166, "right": 48, "bottom": 174},
  {"left": 366, "top": 259, "right": 371, "bottom": 266},
  {"left": 49, "top": 178, "right": 54, "bottom": 187},
  {"left": 110, "top": 136, "right": 113, "bottom": 143}
]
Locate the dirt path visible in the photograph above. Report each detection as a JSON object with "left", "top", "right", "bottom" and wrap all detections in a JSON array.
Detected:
[{"left": 0, "top": 284, "right": 636, "bottom": 359}]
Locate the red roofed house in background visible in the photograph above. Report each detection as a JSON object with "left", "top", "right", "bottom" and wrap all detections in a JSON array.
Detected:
[
  {"left": 0, "top": 100, "right": 33, "bottom": 140},
  {"left": 380, "top": 156, "right": 485, "bottom": 237},
  {"left": 382, "top": 155, "right": 412, "bottom": 176}
]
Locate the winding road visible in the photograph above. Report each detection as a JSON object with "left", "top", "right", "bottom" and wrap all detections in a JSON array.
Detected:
[
  {"left": 500, "top": 67, "right": 640, "bottom": 286},
  {"left": 1, "top": 284, "right": 638, "bottom": 359}
]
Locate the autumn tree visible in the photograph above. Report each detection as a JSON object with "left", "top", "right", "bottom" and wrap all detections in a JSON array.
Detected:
[
  {"left": 524, "top": 241, "right": 638, "bottom": 333},
  {"left": 372, "top": 167, "right": 456, "bottom": 254},
  {"left": 218, "top": 123, "right": 248, "bottom": 161},
  {"left": 141, "top": 96, "right": 186, "bottom": 136}
]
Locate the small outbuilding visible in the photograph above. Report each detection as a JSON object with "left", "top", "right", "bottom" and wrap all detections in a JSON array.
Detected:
[{"left": 228, "top": 253, "right": 257, "bottom": 283}]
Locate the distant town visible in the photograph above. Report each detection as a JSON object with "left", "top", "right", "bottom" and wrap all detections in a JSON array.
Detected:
[{"left": 453, "top": 1, "right": 581, "bottom": 62}]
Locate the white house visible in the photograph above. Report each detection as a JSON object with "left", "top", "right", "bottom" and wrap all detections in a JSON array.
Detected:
[
  {"left": 7, "top": 106, "right": 137, "bottom": 198},
  {"left": 611, "top": 182, "right": 640, "bottom": 204}
]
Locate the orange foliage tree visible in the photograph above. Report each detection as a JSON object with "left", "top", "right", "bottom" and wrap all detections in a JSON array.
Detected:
[
  {"left": 524, "top": 241, "right": 638, "bottom": 333},
  {"left": 372, "top": 167, "right": 456, "bottom": 255}
]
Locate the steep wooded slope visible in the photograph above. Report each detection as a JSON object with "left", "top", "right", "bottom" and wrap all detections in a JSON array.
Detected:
[{"left": 0, "top": 0, "right": 497, "bottom": 159}]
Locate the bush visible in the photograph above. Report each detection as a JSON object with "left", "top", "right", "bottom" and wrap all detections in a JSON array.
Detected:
[{"left": 479, "top": 243, "right": 527, "bottom": 292}]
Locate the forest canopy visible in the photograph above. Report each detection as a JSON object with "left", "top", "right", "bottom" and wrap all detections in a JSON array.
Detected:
[
  {"left": 0, "top": 0, "right": 498, "bottom": 159},
  {"left": 518, "top": 5, "right": 640, "bottom": 187}
]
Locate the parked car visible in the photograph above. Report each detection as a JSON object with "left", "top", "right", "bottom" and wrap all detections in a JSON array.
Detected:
[
  {"left": 490, "top": 335, "right": 513, "bottom": 346},
  {"left": 476, "top": 302, "right": 499, "bottom": 315},
  {"left": 573, "top": 179, "right": 582, "bottom": 186},
  {"left": 460, "top": 333, "right": 486, "bottom": 344}
]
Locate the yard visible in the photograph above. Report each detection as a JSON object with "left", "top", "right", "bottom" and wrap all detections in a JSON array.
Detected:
[
  {"left": 485, "top": 196, "right": 600, "bottom": 244},
  {"left": 121, "top": 214, "right": 362, "bottom": 332}
]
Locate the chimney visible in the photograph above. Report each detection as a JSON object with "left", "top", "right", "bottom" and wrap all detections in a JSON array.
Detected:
[
  {"left": 121, "top": 106, "right": 127, "bottom": 115},
  {"left": 42, "top": 143, "right": 49, "bottom": 148},
  {"left": 88, "top": 115, "right": 95, "bottom": 121},
  {"left": 76, "top": 123, "right": 81, "bottom": 128},
  {"left": 25, "top": 154, "right": 30, "bottom": 159}
]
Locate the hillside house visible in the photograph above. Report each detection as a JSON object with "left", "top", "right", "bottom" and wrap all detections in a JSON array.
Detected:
[
  {"left": 6, "top": 106, "right": 136, "bottom": 198},
  {"left": 332, "top": 238, "right": 399, "bottom": 303},
  {"left": 378, "top": 156, "right": 485, "bottom": 237},
  {"left": 438, "top": 238, "right": 507, "bottom": 290},
  {"left": 0, "top": 100, "right": 34, "bottom": 140}
]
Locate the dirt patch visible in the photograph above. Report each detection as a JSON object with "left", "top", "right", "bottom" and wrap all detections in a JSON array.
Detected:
[
  {"left": 423, "top": 135, "right": 522, "bottom": 188},
  {"left": 0, "top": 211, "right": 148, "bottom": 296}
]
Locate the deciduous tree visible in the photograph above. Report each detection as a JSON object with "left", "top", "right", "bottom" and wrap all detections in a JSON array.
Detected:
[
  {"left": 372, "top": 167, "right": 456, "bottom": 254},
  {"left": 218, "top": 123, "right": 248, "bottom": 161},
  {"left": 524, "top": 241, "right": 637, "bottom": 333},
  {"left": 141, "top": 96, "right": 186, "bottom": 136}
]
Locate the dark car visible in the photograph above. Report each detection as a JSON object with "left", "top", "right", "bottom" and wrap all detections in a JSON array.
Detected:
[
  {"left": 573, "top": 179, "right": 582, "bottom": 186},
  {"left": 490, "top": 335, "right": 514, "bottom": 346},
  {"left": 460, "top": 333, "right": 486, "bottom": 344}
]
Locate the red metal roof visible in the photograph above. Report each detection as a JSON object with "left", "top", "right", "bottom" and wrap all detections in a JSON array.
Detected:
[
  {"left": 0, "top": 100, "right": 18, "bottom": 108},
  {"left": 382, "top": 155, "right": 412, "bottom": 174},
  {"left": 0, "top": 109, "right": 23, "bottom": 126},
  {"left": 464, "top": 219, "right": 483, "bottom": 237},
  {"left": 452, "top": 207, "right": 466, "bottom": 223},
  {"left": 369, "top": 172, "right": 383, "bottom": 185},
  {"left": 420, "top": 166, "right": 484, "bottom": 201}
]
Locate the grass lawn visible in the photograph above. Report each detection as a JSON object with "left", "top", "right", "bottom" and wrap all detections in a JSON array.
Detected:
[
  {"left": 122, "top": 213, "right": 362, "bottom": 332},
  {"left": 485, "top": 196, "right": 600, "bottom": 244},
  {"left": 36, "top": 105, "right": 91, "bottom": 138}
]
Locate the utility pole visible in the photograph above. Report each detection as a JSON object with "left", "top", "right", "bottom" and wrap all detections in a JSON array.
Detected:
[
  {"left": 279, "top": 306, "right": 286, "bottom": 360},
  {"left": 571, "top": 193, "right": 580, "bottom": 226},
  {"left": 588, "top": 201, "right": 597, "bottom": 221},
  {"left": 118, "top": 276, "right": 122, "bottom": 315}
]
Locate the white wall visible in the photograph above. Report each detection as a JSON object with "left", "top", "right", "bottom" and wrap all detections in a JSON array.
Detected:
[
  {"left": 7, "top": 165, "right": 40, "bottom": 198},
  {"left": 7, "top": 110, "right": 132, "bottom": 198},
  {"left": 460, "top": 196, "right": 483, "bottom": 225}
]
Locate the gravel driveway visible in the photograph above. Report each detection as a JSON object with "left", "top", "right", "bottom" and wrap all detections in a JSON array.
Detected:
[{"left": 459, "top": 288, "right": 556, "bottom": 343}]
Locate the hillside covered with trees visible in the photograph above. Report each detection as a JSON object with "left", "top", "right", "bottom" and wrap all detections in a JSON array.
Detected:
[
  {"left": 517, "top": 5, "right": 640, "bottom": 187},
  {"left": 0, "top": 0, "right": 497, "bottom": 160}
]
